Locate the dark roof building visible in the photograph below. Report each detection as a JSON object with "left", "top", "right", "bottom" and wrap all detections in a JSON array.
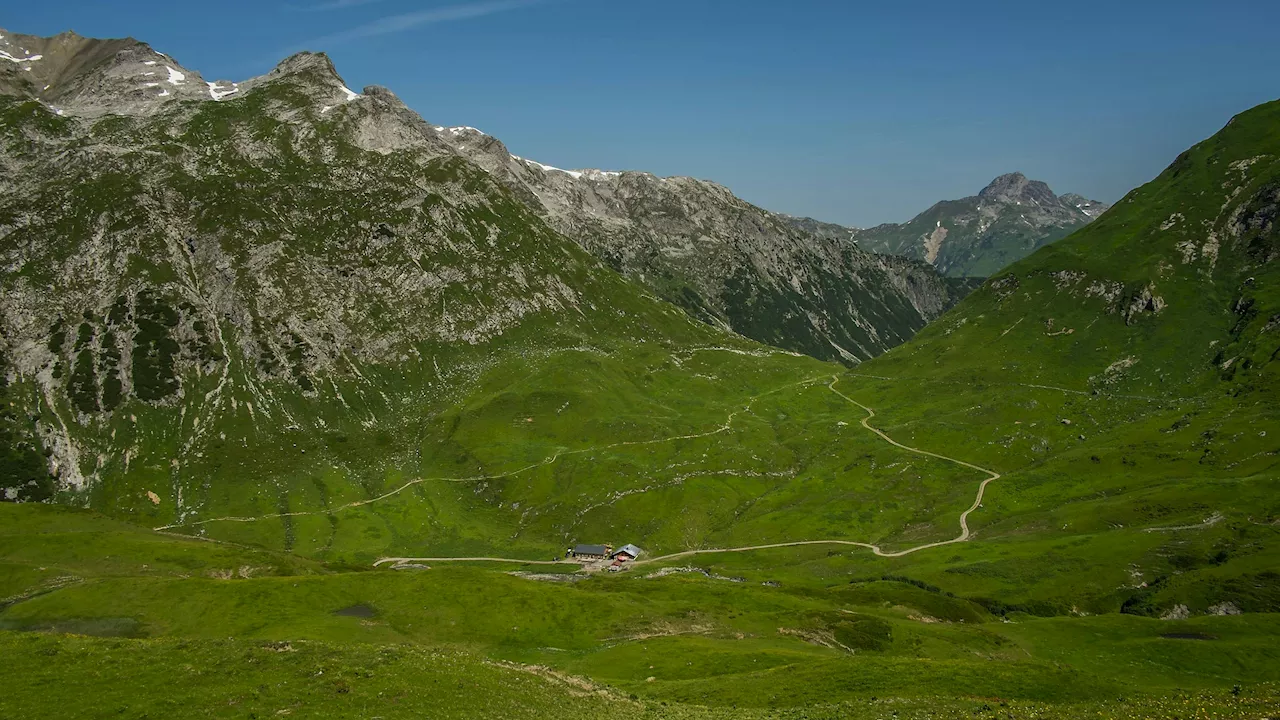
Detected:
[{"left": 573, "top": 544, "right": 609, "bottom": 557}]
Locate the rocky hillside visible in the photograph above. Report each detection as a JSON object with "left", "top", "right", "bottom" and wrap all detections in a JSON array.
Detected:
[
  {"left": 0, "top": 28, "right": 729, "bottom": 505},
  {"left": 433, "top": 129, "right": 967, "bottom": 364},
  {"left": 856, "top": 172, "right": 1109, "bottom": 277},
  {"left": 778, "top": 214, "right": 858, "bottom": 243}
]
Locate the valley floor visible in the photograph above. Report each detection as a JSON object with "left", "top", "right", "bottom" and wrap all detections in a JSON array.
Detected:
[
  {"left": 374, "top": 375, "right": 1002, "bottom": 570},
  {"left": 4, "top": 346, "right": 1279, "bottom": 718},
  {"left": 2, "top": 500, "right": 1279, "bottom": 719}
]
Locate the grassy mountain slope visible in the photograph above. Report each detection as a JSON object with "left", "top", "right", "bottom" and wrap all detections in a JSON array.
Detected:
[{"left": 837, "top": 98, "right": 1280, "bottom": 616}]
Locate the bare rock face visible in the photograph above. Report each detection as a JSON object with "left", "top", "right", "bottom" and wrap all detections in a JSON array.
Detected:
[
  {"left": 1123, "top": 284, "right": 1167, "bottom": 325},
  {"left": 0, "top": 26, "right": 970, "bottom": 376},
  {"left": 437, "top": 131, "right": 967, "bottom": 363},
  {"left": 1208, "top": 602, "right": 1243, "bottom": 616},
  {"left": 778, "top": 215, "right": 859, "bottom": 243},
  {"left": 857, "top": 172, "right": 1111, "bottom": 277},
  {"left": 978, "top": 172, "right": 1058, "bottom": 206},
  {"left": 0, "top": 28, "right": 218, "bottom": 116}
]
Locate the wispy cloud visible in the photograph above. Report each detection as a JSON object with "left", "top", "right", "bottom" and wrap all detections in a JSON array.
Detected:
[
  {"left": 303, "top": 0, "right": 549, "bottom": 46},
  {"left": 301, "top": 0, "right": 387, "bottom": 11}
]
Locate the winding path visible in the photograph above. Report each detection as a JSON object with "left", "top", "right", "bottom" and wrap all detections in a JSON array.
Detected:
[
  {"left": 154, "top": 375, "right": 820, "bottom": 533},
  {"left": 374, "top": 557, "right": 575, "bottom": 567},
  {"left": 375, "top": 375, "right": 1002, "bottom": 568}
]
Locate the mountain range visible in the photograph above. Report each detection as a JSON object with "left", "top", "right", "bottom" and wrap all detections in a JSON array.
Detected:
[{"left": 434, "top": 117, "right": 968, "bottom": 364}]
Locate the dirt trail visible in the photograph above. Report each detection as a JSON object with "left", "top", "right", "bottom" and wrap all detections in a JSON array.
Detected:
[
  {"left": 375, "top": 374, "right": 1003, "bottom": 569},
  {"left": 1142, "top": 512, "right": 1225, "bottom": 533},
  {"left": 155, "top": 373, "right": 824, "bottom": 533},
  {"left": 373, "top": 557, "right": 575, "bottom": 567},
  {"left": 631, "top": 377, "right": 1000, "bottom": 564},
  {"left": 151, "top": 344, "right": 1003, "bottom": 566}
]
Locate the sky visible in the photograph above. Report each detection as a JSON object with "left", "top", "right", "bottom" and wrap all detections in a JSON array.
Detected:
[{"left": 5, "top": 0, "right": 1280, "bottom": 227}]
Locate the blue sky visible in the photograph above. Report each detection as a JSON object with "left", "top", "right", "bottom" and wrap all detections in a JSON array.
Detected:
[{"left": 6, "top": 1, "right": 1279, "bottom": 226}]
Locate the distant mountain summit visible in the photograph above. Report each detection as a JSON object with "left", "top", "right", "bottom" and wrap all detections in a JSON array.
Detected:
[
  {"left": 855, "top": 172, "right": 1109, "bottom": 277},
  {"left": 977, "top": 172, "right": 1056, "bottom": 204}
]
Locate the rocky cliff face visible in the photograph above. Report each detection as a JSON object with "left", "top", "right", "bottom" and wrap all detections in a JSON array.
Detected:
[
  {"left": 778, "top": 214, "right": 859, "bottom": 243},
  {"left": 433, "top": 128, "right": 966, "bottom": 364},
  {"left": 0, "top": 29, "right": 234, "bottom": 115},
  {"left": 855, "top": 172, "right": 1109, "bottom": 277}
]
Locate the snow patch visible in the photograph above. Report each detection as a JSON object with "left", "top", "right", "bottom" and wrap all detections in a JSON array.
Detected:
[
  {"left": 165, "top": 66, "right": 186, "bottom": 85},
  {"left": 143, "top": 60, "right": 157, "bottom": 66},
  {"left": 0, "top": 48, "right": 42, "bottom": 63},
  {"left": 341, "top": 85, "right": 360, "bottom": 102},
  {"left": 514, "top": 155, "right": 583, "bottom": 179},
  {"left": 207, "top": 81, "right": 239, "bottom": 101}
]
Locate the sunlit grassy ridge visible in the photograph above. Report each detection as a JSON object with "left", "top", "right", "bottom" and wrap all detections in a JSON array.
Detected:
[{"left": 840, "top": 99, "right": 1280, "bottom": 615}]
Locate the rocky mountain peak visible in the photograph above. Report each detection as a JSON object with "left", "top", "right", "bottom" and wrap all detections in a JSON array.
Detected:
[
  {"left": 362, "top": 85, "right": 400, "bottom": 102},
  {"left": 268, "top": 50, "right": 343, "bottom": 85},
  {"left": 430, "top": 128, "right": 963, "bottom": 364},
  {"left": 0, "top": 27, "right": 211, "bottom": 115},
  {"left": 978, "top": 172, "right": 1058, "bottom": 206},
  {"left": 858, "top": 172, "right": 1112, "bottom": 276},
  {"left": 1059, "top": 193, "right": 1108, "bottom": 218}
]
